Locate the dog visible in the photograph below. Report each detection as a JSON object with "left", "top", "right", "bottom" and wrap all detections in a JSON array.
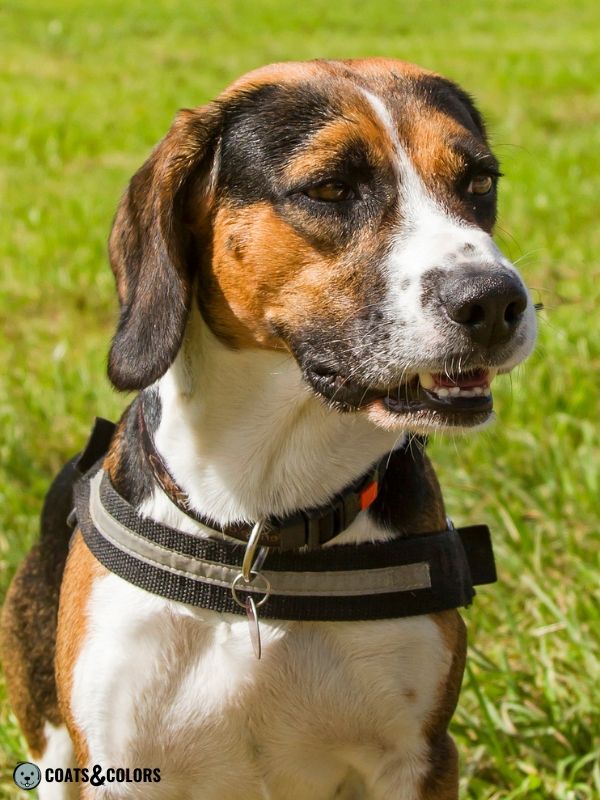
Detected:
[{"left": 2, "top": 58, "right": 536, "bottom": 799}]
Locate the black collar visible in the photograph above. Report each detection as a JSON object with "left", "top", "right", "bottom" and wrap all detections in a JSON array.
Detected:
[
  {"left": 137, "top": 401, "right": 386, "bottom": 550},
  {"left": 71, "top": 417, "right": 497, "bottom": 622}
]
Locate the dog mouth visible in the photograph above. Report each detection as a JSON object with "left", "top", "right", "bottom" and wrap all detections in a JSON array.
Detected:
[{"left": 305, "top": 365, "right": 498, "bottom": 430}]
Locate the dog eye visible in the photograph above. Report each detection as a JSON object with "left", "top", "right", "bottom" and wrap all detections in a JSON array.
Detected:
[
  {"left": 467, "top": 174, "right": 494, "bottom": 195},
  {"left": 304, "top": 182, "right": 355, "bottom": 202}
]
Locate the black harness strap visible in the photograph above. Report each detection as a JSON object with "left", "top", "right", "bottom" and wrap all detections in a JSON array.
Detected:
[{"left": 70, "top": 418, "right": 496, "bottom": 622}]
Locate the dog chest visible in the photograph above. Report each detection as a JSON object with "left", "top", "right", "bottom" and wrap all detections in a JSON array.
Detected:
[{"left": 69, "top": 572, "right": 455, "bottom": 798}]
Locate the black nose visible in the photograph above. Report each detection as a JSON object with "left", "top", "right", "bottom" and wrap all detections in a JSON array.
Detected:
[{"left": 439, "top": 269, "right": 528, "bottom": 347}]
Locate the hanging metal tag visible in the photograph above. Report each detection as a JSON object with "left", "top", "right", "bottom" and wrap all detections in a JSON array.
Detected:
[
  {"left": 231, "top": 521, "right": 271, "bottom": 661},
  {"left": 245, "top": 596, "right": 262, "bottom": 660}
]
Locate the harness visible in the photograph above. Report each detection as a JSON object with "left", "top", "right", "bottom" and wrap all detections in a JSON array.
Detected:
[{"left": 71, "top": 418, "right": 496, "bottom": 653}]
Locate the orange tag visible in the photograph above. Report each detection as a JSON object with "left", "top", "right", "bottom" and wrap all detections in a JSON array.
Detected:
[{"left": 360, "top": 481, "right": 378, "bottom": 510}]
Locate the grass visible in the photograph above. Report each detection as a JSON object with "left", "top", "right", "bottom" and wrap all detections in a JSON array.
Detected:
[{"left": 1, "top": 0, "right": 598, "bottom": 797}]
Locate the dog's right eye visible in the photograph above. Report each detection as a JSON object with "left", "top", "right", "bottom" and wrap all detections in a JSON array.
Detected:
[
  {"left": 467, "top": 174, "right": 495, "bottom": 196},
  {"left": 303, "top": 182, "right": 355, "bottom": 202}
]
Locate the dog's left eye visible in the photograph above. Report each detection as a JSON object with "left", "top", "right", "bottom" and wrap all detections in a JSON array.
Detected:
[
  {"left": 304, "top": 182, "right": 355, "bottom": 202},
  {"left": 467, "top": 174, "right": 494, "bottom": 195}
]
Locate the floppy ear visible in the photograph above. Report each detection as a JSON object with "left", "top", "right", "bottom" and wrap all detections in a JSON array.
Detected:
[{"left": 107, "top": 105, "right": 221, "bottom": 391}]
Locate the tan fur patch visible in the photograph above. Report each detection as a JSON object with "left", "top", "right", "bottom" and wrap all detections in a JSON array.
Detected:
[
  {"left": 337, "top": 57, "right": 438, "bottom": 82},
  {"left": 55, "top": 532, "right": 107, "bottom": 767},
  {"left": 201, "top": 199, "right": 386, "bottom": 350},
  {"left": 417, "top": 609, "right": 466, "bottom": 800},
  {"left": 283, "top": 104, "right": 393, "bottom": 186},
  {"left": 221, "top": 60, "right": 326, "bottom": 99},
  {"left": 405, "top": 109, "right": 468, "bottom": 182}
]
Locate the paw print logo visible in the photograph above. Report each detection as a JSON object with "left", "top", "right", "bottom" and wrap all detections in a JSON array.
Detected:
[{"left": 13, "top": 762, "right": 42, "bottom": 791}]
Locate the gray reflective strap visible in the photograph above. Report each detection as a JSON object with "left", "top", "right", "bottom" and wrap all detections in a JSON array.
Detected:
[
  {"left": 88, "top": 471, "right": 431, "bottom": 598},
  {"left": 263, "top": 562, "right": 430, "bottom": 596}
]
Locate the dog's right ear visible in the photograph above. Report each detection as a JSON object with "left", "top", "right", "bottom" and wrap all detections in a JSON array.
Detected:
[{"left": 107, "top": 104, "right": 222, "bottom": 392}]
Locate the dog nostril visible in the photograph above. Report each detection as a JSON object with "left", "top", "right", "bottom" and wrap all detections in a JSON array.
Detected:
[
  {"left": 463, "top": 304, "right": 485, "bottom": 326},
  {"left": 504, "top": 297, "right": 526, "bottom": 324}
]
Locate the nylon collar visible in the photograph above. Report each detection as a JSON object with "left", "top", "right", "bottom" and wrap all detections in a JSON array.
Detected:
[
  {"left": 72, "top": 418, "right": 497, "bottom": 622},
  {"left": 138, "top": 400, "right": 386, "bottom": 550}
]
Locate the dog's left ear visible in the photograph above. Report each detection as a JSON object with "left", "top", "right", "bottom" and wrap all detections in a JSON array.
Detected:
[{"left": 107, "top": 104, "right": 221, "bottom": 391}]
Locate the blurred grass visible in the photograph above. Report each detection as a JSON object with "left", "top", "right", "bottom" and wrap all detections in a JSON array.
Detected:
[{"left": 1, "top": 1, "right": 599, "bottom": 798}]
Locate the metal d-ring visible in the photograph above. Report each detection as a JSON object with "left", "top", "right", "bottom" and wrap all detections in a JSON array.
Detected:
[
  {"left": 242, "top": 519, "right": 267, "bottom": 581},
  {"left": 231, "top": 572, "right": 272, "bottom": 609}
]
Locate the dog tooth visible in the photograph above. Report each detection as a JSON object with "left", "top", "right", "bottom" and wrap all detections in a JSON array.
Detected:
[
  {"left": 449, "top": 387, "right": 461, "bottom": 396},
  {"left": 472, "top": 386, "right": 483, "bottom": 395},
  {"left": 436, "top": 388, "right": 450, "bottom": 397},
  {"left": 419, "top": 372, "right": 435, "bottom": 389}
]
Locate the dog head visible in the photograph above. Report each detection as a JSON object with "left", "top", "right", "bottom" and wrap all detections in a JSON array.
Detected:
[{"left": 108, "top": 58, "right": 536, "bottom": 432}]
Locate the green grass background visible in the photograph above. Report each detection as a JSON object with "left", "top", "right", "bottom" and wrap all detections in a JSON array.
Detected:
[{"left": 1, "top": 1, "right": 598, "bottom": 797}]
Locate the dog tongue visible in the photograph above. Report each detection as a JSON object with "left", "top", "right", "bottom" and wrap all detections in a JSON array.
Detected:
[{"left": 433, "top": 369, "right": 489, "bottom": 389}]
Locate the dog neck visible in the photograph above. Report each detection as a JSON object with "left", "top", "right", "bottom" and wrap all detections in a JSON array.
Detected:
[{"left": 137, "top": 306, "right": 403, "bottom": 531}]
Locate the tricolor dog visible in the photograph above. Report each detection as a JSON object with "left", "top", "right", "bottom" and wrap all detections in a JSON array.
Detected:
[{"left": 2, "top": 59, "right": 536, "bottom": 799}]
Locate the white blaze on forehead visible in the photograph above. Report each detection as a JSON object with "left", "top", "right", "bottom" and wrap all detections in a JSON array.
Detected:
[{"left": 361, "top": 88, "right": 448, "bottom": 219}]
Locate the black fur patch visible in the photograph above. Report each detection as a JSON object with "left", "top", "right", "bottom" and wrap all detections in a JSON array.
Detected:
[
  {"left": 107, "top": 106, "right": 222, "bottom": 392},
  {"left": 369, "top": 439, "right": 446, "bottom": 535},
  {"left": 218, "top": 84, "right": 341, "bottom": 205},
  {"left": 108, "top": 391, "right": 161, "bottom": 508},
  {"left": 0, "top": 457, "right": 81, "bottom": 754},
  {"left": 409, "top": 74, "right": 487, "bottom": 138}
]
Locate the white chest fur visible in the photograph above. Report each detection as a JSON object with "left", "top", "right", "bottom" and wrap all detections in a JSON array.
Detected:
[{"left": 71, "top": 571, "right": 452, "bottom": 800}]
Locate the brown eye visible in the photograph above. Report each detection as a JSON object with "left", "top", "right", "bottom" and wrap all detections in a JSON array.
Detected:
[
  {"left": 468, "top": 174, "right": 494, "bottom": 195},
  {"left": 305, "top": 182, "right": 354, "bottom": 202}
]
